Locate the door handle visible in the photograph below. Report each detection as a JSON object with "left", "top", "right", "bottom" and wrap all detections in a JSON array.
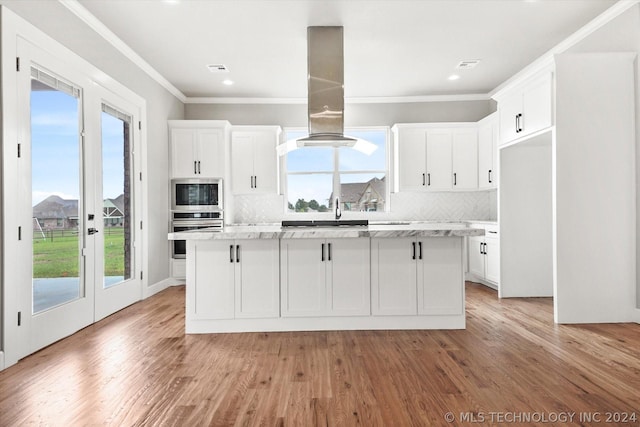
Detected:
[{"left": 88, "top": 227, "right": 99, "bottom": 235}]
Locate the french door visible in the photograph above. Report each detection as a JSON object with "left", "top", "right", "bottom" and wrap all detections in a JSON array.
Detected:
[{"left": 18, "top": 38, "right": 142, "bottom": 355}]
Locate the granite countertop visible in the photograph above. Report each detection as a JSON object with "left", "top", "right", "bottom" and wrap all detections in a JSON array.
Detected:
[{"left": 168, "top": 222, "right": 486, "bottom": 241}]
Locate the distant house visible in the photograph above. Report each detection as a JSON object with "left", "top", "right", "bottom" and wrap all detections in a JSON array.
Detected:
[
  {"left": 32, "top": 195, "right": 79, "bottom": 230},
  {"left": 32, "top": 194, "right": 125, "bottom": 229},
  {"left": 330, "top": 177, "right": 386, "bottom": 212}
]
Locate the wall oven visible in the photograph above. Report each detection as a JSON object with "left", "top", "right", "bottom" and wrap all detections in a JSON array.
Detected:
[
  {"left": 172, "top": 178, "right": 222, "bottom": 211},
  {"left": 171, "top": 211, "right": 223, "bottom": 259}
]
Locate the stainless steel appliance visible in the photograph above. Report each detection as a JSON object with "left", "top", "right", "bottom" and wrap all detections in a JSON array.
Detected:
[
  {"left": 171, "top": 178, "right": 222, "bottom": 211},
  {"left": 171, "top": 211, "right": 223, "bottom": 259}
]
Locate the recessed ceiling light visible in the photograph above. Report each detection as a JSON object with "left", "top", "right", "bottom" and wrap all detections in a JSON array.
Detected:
[
  {"left": 222, "top": 79, "right": 234, "bottom": 86},
  {"left": 448, "top": 74, "right": 460, "bottom": 81}
]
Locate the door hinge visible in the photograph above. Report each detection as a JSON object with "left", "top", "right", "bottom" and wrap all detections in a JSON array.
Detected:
[
  {"left": 18, "top": 226, "right": 22, "bottom": 241},
  {"left": 18, "top": 311, "right": 22, "bottom": 326},
  {"left": 17, "top": 143, "right": 21, "bottom": 158},
  {"left": 16, "top": 57, "right": 20, "bottom": 72}
]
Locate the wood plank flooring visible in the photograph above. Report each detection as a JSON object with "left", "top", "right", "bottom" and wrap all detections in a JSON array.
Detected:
[{"left": 1, "top": 282, "right": 639, "bottom": 426}]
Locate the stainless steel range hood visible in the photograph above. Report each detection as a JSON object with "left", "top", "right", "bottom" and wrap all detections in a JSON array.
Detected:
[{"left": 296, "top": 26, "right": 356, "bottom": 147}]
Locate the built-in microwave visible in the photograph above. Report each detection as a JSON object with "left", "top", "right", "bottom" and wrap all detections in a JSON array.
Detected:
[{"left": 171, "top": 178, "right": 222, "bottom": 211}]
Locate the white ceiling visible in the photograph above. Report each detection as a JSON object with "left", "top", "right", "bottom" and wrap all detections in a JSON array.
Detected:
[{"left": 69, "top": 0, "right": 618, "bottom": 99}]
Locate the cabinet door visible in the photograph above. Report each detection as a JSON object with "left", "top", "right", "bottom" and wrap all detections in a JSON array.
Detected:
[
  {"left": 231, "top": 133, "right": 255, "bottom": 194},
  {"left": 170, "top": 128, "right": 197, "bottom": 178},
  {"left": 235, "top": 239, "right": 280, "bottom": 318},
  {"left": 252, "top": 131, "right": 278, "bottom": 193},
  {"left": 197, "top": 129, "right": 225, "bottom": 178},
  {"left": 498, "top": 92, "right": 522, "bottom": 145},
  {"left": 484, "top": 237, "right": 500, "bottom": 284},
  {"left": 418, "top": 238, "right": 463, "bottom": 315},
  {"left": 452, "top": 129, "right": 478, "bottom": 190},
  {"left": 371, "top": 238, "right": 417, "bottom": 315},
  {"left": 280, "top": 239, "right": 327, "bottom": 317},
  {"left": 191, "top": 240, "right": 235, "bottom": 319},
  {"left": 425, "top": 130, "right": 452, "bottom": 190},
  {"left": 521, "top": 73, "right": 553, "bottom": 138},
  {"left": 468, "top": 236, "right": 485, "bottom": 278},
  {"left": 478, "top": 121, "right": 496, "bottom": 189},
  {"left": 327, "top": 238, "right": 371, "bottom": 316},
  {"left": 397, "top": 128, "right": 427, "bottom": 191}
]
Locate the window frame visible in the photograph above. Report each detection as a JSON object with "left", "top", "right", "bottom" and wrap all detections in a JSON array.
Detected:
[{"left": 280, "top": 126, "right": 391, "bottom": 217}]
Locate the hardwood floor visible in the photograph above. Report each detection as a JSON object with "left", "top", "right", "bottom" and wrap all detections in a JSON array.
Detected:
[{"left": 1, "top": 282, "right": 639, "bottom": 426}]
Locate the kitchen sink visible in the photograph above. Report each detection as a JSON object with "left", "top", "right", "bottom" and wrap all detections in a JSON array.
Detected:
[{"left": 281, "top": 219, "right": 369, "bottom": 227}]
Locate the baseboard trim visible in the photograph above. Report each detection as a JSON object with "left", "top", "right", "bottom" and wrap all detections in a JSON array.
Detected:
[
  {"left": 0, "top": 351, "right": 5, "bottom": 372},
  {"left": 465, "top": 274, "right": 498, "bottom": 291},
  {"left": 633, "top": 308, "right": 640, "bottom": 324},
  {"left": 143, "top": 278, "right": 182, "bottom": 299}
]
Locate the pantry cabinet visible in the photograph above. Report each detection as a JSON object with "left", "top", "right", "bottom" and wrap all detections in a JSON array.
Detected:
[
  {"left": 169, "top": 120, "right": 230, "bottom": 178},
  {"left": 280, "top": 238, "right": 371, "bottom": 317},
  {"left": 231, "top": 126, "right": 281, "bottom": 194}
]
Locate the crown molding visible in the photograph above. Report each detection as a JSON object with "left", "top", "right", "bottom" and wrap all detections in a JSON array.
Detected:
[
  {"left": 185, "top": 93, "right": 491, "bottom": 105},
  {"left": 58, "top": 0, "right": 187, "bottom": 103},
  {"left": 491, "top": 0, "right": 640, "bottom": 99}
]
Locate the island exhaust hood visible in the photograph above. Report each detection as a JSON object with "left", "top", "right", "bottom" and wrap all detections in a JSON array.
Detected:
[{"left": 296, "top": 26, "right": 356, "bottom": 147}]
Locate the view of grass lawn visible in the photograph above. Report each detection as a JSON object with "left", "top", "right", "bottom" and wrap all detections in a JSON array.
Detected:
[{"left": 33, "top": 227, "right": 125, "bottom": 278}]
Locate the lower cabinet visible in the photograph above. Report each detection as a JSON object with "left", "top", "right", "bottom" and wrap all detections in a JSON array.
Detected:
[
  {"left": 467, "top": 225, "right": 500, "bottom": 287},
  {"left": 189, "top": 239, "right": 279, "bottom": 320},
  {"left": 371, "top": 237, "right": 463, "bottom": 316},
  {"left": 280, "top": 238, "right": 371, "bottom": 317}
]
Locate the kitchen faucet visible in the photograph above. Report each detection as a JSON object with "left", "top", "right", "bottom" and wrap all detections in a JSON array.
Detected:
[{"left": 335, "top": 197, "right": 341, "bottom": 220}]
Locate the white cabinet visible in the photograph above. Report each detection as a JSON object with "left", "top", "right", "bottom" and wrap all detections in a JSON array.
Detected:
[
  {"left": 451, "top": 129, "right": 478, "bottom": 190},
  {"left": 467, "top": 224, "right": 500, "bottom": 287},
  {"left": 394, "top": 124, "right": 478, "bottom": 191},
  {"left": 477, "top": 113, "right": 498, "bottom": 189},
  {"left": 231, "top": 126, "right": 281, "bottom": 194},
  {"left": 188, "top": 239, "right": 279, "bottom": 320},
  {"left": 497, "top": 72, "right": 553, "bottom": 145},
  {"left": 169, "top": 121, "right": 230, "bottom": 178},
  {"left": 371, "top": 237, "right": 463, "bottom": 316},
  {"left": 280, "top": 238, "right": 370, "bottom": 317}
]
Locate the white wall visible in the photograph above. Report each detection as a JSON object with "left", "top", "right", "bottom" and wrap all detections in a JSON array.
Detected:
[
  {"left": 554, "top": 52, "right": 636, "bottom": 323},
  {"left": 0, "top": 1, "right": 185, "bottom": 286},
  {"left": 499, "top": 134, "right": 553, "bottom": 298}
]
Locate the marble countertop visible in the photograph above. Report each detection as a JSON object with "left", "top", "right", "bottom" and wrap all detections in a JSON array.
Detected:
[{"left": 168, "top": 222, "right": 485, "bottom": 241}]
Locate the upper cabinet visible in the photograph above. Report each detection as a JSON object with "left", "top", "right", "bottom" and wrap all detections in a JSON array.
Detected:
[
  {"left": 477, "top": 112, "right": 498, "bottom": 189},
  {"left": 169, "top": 120, "right": 230, "bottom": 179},
  {"left": 394, "top": 124, "right": 478, "bottom": 192},
  {"left": 497, "top": 71, "right": 553, "bottom": 145},
  {"left": 231, "top": 126, "right": 281, "bottom": 195}
]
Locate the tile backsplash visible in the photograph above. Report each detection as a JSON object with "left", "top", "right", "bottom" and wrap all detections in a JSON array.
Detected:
[{"left": 232, "top": 190, "right": 497, "bottom": 224}]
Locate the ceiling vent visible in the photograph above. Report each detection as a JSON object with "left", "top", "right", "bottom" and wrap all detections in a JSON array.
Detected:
[
  {"left": 456, "top": 59, "right": 481, "bottom": 69},
  {"left": 207, "top": 64, "right": 229, "bottom": 73}
]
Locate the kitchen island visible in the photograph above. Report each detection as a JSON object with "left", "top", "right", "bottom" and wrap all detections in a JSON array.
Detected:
[{"left": 168, "top": 223, "right": 484, "bottom": 333}]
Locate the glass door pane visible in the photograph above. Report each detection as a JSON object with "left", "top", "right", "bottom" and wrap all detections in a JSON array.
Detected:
[
  {"left": 31, "top": 78, "right": 82, "bottom": 314},
  {"left": 101, "top": 109, "right": 132, "bottom": 288}
]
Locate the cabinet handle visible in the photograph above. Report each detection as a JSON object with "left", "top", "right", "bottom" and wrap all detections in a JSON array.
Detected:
[
  {"left": 321, "top": 243, "right": 325, "bottom": 262},
  {"left": 515, "top": 114, "right": 519, "bottom": 133},
  {"left": 194, "top": 161, "right": 197, "bottom": 175},
  {"left": 418, "top": 241, "right": 423, "bottom": 260},
  {"left": 412, "top": 242, "right": 416, "bottom": 260},
  {"left": 488, "top": 230, "right": 497, "bottom": 234},
  {"left": 236, "top": 245, "right": 240, "bottom": 263},
  {"left": 254, "top": 175, "right": 257, "bottom": 188},
  {"left": 480, "top": 242, "right": 484, "bottom": 255},
  {"left": 488, "top": 169, "right": 492, "bottom": 184},
  {"left": 453, "top": 172, "right": 457, "bottom": 186},
  {"left": 516, "top": 113, "right": 523, "bottom": 133},
  {"left": 427, "top": 173, "right": 431, "bottom": 186},
  {"left": 230, "top": 245, "right": 234, "bottom": 263},
  {"left": 198, "top": 161, "right": 201, "bottom": 174},
  {"left": 422, "top": 173, "right": 426, "bottom": 186},
  {"left": 483, "top": 242, "right": 487, "bottom": 255},
  {"left": 328, "top": 243, "right": 332, "bottom": 261}
]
